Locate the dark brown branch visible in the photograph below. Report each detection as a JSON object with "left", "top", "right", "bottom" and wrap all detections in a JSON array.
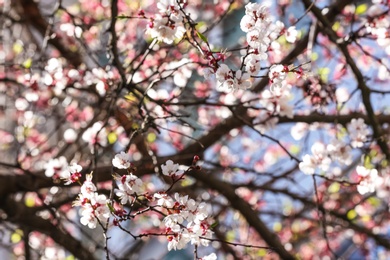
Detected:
[{"left": 1, "top": 197, "right": 95, "bottom": 260}]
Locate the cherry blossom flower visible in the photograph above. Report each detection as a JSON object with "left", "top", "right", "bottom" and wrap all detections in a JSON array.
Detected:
[
  {"left": 44, "top": 156, "right": 68, "bottom": 178},
  {"left": 80, "top": 173, "right": 97, "bottom": 198},
  {"left": 186, "top": 220, "right": 213, "bottom": 247},
  {"left": 62, "top": 163, "right": 82, "bottom": 185},
  {"left": 74, "top": 174, "right": 110, "bottom": 229},
  {"left": 154, "top": 192, "right": 174, "bottom": 208},
  {"left": 268, "top": 64, "right": 287, "bottom": 94},
  {"left": 79, "top": 193, "right": 110, "bottom": 229},
  {"left": 285, "top": 26, "right": 298, "bottom": 43},
  {"left": 246, "top": 56, "right": 262, "bottom": 76},
  {"left": 80, "top": 206, "right": 97, "bottom": 229},
  {"left": 240, "top": 14, "right": 255, "bottom": 33},
  {"left": 114, "top": 173, "right": 143, "bottom": 204},
  {"left": 261, "top": 89, "right": 293, "bottom": 118},
  {"left": 202, "top": 253, "right": 217, "bottom": 260},
  {"left": 112, "top": 151, "right": 132, "bottom": 169},
  {"left": 299, "top": 154, "right": 317, "bottom": 175},
  {"left": 161, "top": 160, "right": 183, "bottom": 177},
  {"left": 347, "top": 118, "right": 370, "bottom": 148},
  {"left": 145, "top": 0, "right": 187, "bottom": 44},
  {"left": 246, "top": 28, "right": 269, "bottom": 50},
  {"left": 167, "top": 229, "right": 190, "bottom": 251},
  {"left": 356, "top": 165, "right": 379, "bottom": 195},
  {"left": 157, "top": 0, "right": 183, "bottom": 20},
  {"left": 299, "top": 142, "right": 331, "bottom": 175},
  {"left": 160, "top": 192, "right": 214, "bottom": 251},
  {"left": 290, "top": 123, "right": 309, "bottom": 141},
  {"left": 327, "top": 140, "right": 352, "bottom": 166},
  {"left": 82, "top": 122, "right": 107, "bottom": 150},
  {"left": 235, "top": 70, "right": 252, "bottom": 89},
  {"left": 215, "top": 64, "right": 232, "bottom": 83}
]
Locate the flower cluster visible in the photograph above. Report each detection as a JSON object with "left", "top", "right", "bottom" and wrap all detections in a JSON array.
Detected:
[
  {"left": 112, "top": 151, "right": 133, "bottom": 169},
  {"left": 44, "top": 156, "right": 68, "bottom": 178},
  {"left": 155, "top": 192, "right": 214, "bottom": 251},
  {"left": 347, "top": 118, "right": 370, "bottom": 148},
  {"left": 82, "top": 121, "right": 108, "bottom": 151},
  {"left": 63, "top": 163, "right": 83, "bottom": 185},
  {"left": 240, "top": 3, "right": 279, "bottom": 56},
  {"left": 161, "top": 160, "right": 184, "bottom": 177},
  {"left": 114, "top": 173, "right": 143, "bottom": 204},
  {"left": 299, "top": 142, "right": 332, "bottom": 175},
  {"left": 268, "top": 64, "right": 288, "bottom": 94},
  {"left": 45, "top": 157, "right": 83, "bottom": 185},
  {"left": 73, "top": 174, "right": 110, "bottom": 229},
  {"left": 299, "top": 132, "right": 357, "bottom": 175},
  {"left": 366, "top": 1, "right": 390, "bottom": 55},
  {"left": 260, "top": 87, "right": 293, "bottom": 119},
  {"left": 69, "top": 154, "right": 213, "bottom": 254},
  {"left": 215, "top": 64, "right": 252, "bottom": 92},
  {"left": 356, "top": 165, "right": 379, "bottom": 195},
  {"left": 145, "top": 0, "right": 187, "bottom": 44}
]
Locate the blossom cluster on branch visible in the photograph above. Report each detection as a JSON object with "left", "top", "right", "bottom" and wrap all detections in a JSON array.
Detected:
[{"left": 1, "top": 0, "right": 390, "bottom": 259}]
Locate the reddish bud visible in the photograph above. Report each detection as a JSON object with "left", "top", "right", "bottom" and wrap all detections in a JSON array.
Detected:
[
  {"left": 138, "top": 10, "right": 145, "bottom": 17},
  {"left": 193, "top": 155, "right": 200, "bottom": 164}
]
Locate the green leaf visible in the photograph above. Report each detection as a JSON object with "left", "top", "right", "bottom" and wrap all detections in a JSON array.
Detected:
[
  {"left": 257, "top": 249, "right": 267, "bottom": 257},
  {"left": 13, "top": 42, "right": 23, "bottom": 54},
  {"left": 23, "top": 58, "right": 32, "bottom": 69},
  {"left": 147, "top": 132, "right": 156, "bottom": 143},
  {"left": 332, "top": 21, "right": 340, "bottom": 32},
  {"left": 318, "top": 67, "right": 330, "bottom": 83},
  {"left": 108, "top": 132, "right": 117, "bottom": 144},
  {"left": 290, "top": 145, "right": 300, "bottom": 155},
  {"left": 328, "top": 182, "right": 340, "bottom": 193},
  {"left": 226, "top": 230, "right": 235, "bottom": 242},
  {"left": 356, "top": 4, "right": 367, "bottom": 15},
  {"left": 210, "top": 221, "right": 218, "bottom": 229},
  {"left": 107, "top": 203, "right": 115, "bottom": 213},
  {"left": 273, "top": 222, "right": 282, "bottom": 232},
  {"left": 347, "top": 209, "right": 357, "bottom": 220},
  {"left": 11, "top": 229, "right": 23, "bottom": 243},
  {"left": 367, "top": 197, "right": 380, "bottom": 207},
  {"left": 364, "top": 155, "right": 373, "bottom": 169},
  {"left": 25, "top": 196, "right": 35, "bottom": 207},
  {"left": 310, "top": 52, "right": 318, "bottom": 61},
  {"left": 381, "top": 159, "right": 388, "bottom": 167},
  {"left": 196, "top": 31, "right": 208, "bottom": 43}
]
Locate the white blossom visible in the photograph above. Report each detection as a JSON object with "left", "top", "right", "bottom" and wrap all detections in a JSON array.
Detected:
[
  {"left": 154, "top": 192, "right": 174, "bottom": 208},
  {"left": 268, "top": 64, "right": 287, "bottom": 94},
  {"left": 115, "top": 174, "right": 143, "bottom": 204},
  {"left": 161, "top": 160, "right": 183, "bottom": 177},
  {"left": 299, "top": 142, "right": 331, "bottom": 175},
  {"left": 82, "top": 122, "right": 107, "bottom": 149},
  {"left": 44, "top": 156, "right": 68, "bottom": 178},
  {"left": 347, "top": 118, "right": 370, "bottom": 148},
  {"left": 240, "top": 14, "right": 255, "bottom": 33},
  {"left": 285, "top": 26, "right": 298, "bottom": 43},
  {"left": 112, "top": 151, "right": 132, "bottom": 169},
  {"left": 202, "top": 253, "right": 217, "bottom": 260},
  {"left": 356, "top": 166, "right": 379, "bottom": 195},
  {"left": 62, "top": 163, "right": 82, "bottom": 185}
]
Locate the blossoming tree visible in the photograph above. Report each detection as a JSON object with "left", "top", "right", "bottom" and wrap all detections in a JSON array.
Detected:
[{"left": 1, "top": 0, "right": 390, "bottom": 259}]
